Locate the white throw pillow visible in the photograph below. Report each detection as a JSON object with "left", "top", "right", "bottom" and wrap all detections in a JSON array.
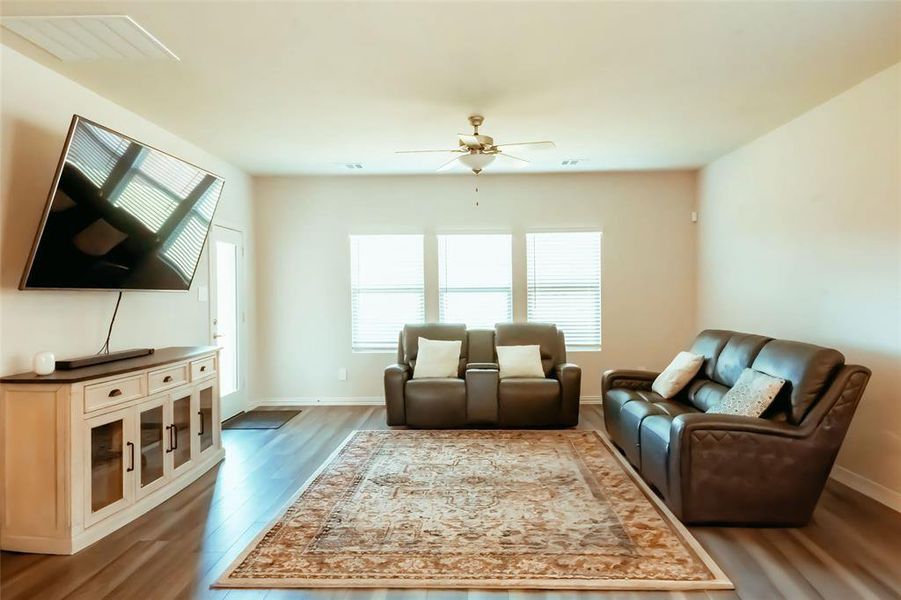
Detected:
[
  {"left": 412, "top": 337, "right": 461, "bottom": 379},
  {"left": 709, "top": 368, "right": 785, "bottom": 417},
  {"left": 651, "top": 351, "right": 705, "bottom": 398},
  {"left": 496, "top": 345, "right": 545, "bottom": 379}
]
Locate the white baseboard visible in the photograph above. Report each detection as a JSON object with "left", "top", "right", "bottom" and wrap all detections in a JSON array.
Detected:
[
  {"left": 250, "top": 396, "right": 602, "bottom": 409},
  {"left": 830, "top": 465, "right": 901, "bottom": 513},
  {"left": 248, "top": 396, "right": 383, "bottom": 410}
]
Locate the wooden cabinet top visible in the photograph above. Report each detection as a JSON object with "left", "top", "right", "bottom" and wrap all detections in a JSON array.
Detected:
[{"left": 1, "top": 346, "right": 218, "bottom": 384}]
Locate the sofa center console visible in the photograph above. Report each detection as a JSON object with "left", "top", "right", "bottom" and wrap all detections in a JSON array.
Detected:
[{"left": 0, "top": 346, "right": 224, "bottom": 554}]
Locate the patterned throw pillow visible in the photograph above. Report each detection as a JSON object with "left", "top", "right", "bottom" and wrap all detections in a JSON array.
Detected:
[{"left": 709, "top": 368, "right": 785, "bottom": 417}]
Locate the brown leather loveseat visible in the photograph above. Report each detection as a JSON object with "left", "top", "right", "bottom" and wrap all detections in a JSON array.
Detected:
[
  {"left": 603, "top": 329, "right": 870, "bottom": 525},
  {"left": 385, "top": 323, "right": 581, "bottom": 428}
]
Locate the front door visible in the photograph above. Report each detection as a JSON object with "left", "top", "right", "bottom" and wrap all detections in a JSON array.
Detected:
[{"left": 209, "top": 225, "right": 244, "bottom": 420}]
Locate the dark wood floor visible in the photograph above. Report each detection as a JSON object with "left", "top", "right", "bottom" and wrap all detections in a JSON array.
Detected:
[{"left": 2, "top": 406, "right": 899, "bottom": 600}]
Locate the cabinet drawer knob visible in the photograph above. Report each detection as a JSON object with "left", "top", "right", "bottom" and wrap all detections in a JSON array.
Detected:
[
  {"left": 108, "top": 388, "right": 122, "bottom": 398},
  {"left": 200, "top": 365, "right": 207, "bottom": 372},
  {"left": 163, "top": 375, "right": 173, "bottom": 383}
]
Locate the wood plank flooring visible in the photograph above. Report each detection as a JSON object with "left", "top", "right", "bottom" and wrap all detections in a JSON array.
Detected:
[{"left": 2, "top": 406, "right": 899, "bottom": 600}]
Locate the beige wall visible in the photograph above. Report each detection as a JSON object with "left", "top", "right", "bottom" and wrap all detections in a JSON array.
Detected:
[
  {"left": 253, "top": 171, "right": 698, "bottom": 401},
  {"left": 697, "top": 63, "right": 901, "bottom": 500},
  {"left": 0, "top": 47, "right": 257, "bottom": 402}
]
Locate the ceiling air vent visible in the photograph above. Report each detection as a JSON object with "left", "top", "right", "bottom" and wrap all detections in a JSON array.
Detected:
[
  {"left": 561, "top": 159, "right": 581, "bottom": 166},
  {"left": 344, "top": 163, "right": 363, "bottom": 170},
  {"left": 1, "top": 15, "right": 179, "bottom": 61}
]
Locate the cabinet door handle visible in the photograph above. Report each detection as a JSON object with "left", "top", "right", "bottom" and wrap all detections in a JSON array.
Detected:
[
  {"left": 126, "top": 442, "right": 135, "bottom": 472},
  {"left": 165, "top": 426, "right": 172, "bottom": 453},
  {"left": 163, "top": 375, "right": 173, "bottom": 383},
  {"left": 171, "top": 424, "right": 178, "bottom": 450},
  {"left": 108, "top": 388, "right": 122, "bottom": 397},
  {"left": 198, "top": 411, "right": 204, "bottom": 436}
]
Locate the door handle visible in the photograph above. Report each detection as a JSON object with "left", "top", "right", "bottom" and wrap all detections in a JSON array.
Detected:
[
  {"left": 171, "top": 424, "right": 178, "bottom": 450},
  {"left": 198, "top": 410, "right": 204, "bottom": 436},
  {"left": 126, "top": 442, "right": 135, "bottom": 472},
  {"left": 164, "top": 426, "right": 172, "bottom": 453}
]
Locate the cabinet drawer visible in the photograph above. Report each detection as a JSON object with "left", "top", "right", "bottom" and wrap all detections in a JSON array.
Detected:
[
  {"left": 191, "top": 356, "right": 216, "bottom": 380},
  {"left": 84, "top": 374, "right": 146, "bottom": 412},
  {"left": 147, "top": 363, "right": 189, "bottom": 394}
]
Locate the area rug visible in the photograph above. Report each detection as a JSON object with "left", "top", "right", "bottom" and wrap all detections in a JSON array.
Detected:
[{"left": 215, "top": 430, "right": 732, "bottom": 590}]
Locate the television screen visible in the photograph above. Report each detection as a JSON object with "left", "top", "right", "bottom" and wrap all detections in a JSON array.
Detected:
[{"left": 20, "top": 116, "right": 225, "bottom": 291}]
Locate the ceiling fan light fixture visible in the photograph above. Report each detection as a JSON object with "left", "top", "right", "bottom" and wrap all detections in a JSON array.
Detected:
[{"left": 458, "top": 152, "right": 495, "bottom": 173}]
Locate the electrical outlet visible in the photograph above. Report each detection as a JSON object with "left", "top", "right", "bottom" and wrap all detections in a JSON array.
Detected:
[{"left": 338, "top": 368, "right": 347, "bottom": 381}]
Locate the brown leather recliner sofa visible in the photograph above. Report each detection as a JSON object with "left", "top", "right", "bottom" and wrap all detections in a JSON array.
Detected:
[
  {"left": 603, "top": 329, "right": 871, "bottom": 526},
  {"left": 385, "top": 323, "right": 581, "bottom": 428}
]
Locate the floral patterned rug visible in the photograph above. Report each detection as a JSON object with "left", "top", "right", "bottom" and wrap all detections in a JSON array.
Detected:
[{"left": 215, "top": 430, "right": 732, "bottom": 590}]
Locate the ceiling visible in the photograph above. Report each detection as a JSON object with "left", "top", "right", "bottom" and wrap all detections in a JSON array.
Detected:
[{"left": 2, "top": 1, "right": 899, "bottom": 176}]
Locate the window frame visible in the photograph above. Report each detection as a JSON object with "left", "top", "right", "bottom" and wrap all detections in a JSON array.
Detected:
[
  {"left": 349, "top": 233, "right": 426, "bottom": 353},
  {"left": 525, "top": 229, "right": 603, "bottom": 351},
  {"left": 436, "top": 232, "right": 514, "bottom": 329}
]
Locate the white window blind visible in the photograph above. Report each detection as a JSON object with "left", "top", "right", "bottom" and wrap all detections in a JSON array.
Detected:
[
  {"left": 350, "top": 235, "right": 424, "bottom": 351},
  {"left": 438, "top": 234, "right": 512, "bottom": 328},
  {"left": 527, "top": 232, "right": 602, "bottom": 349}
]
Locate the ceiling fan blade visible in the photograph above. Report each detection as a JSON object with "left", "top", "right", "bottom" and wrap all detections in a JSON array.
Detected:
[
  {"left": 436, "top": 156, "right": 462, "bottom": 172},
  {"left": 395, "top": 149, "right": 462, "bottom": 154},
  {"left": 494, "top": 141, "right": 556, "bottom": 151},
  {"left": 457, "top": 134, "right": 482, "bottom": 148},
  {"left": 497, "top": 153, "right": 530, "bottom": 167}
]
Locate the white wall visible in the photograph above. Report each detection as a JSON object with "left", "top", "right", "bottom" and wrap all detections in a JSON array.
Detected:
[
  {"left": 0, "top": 46, "right": 257, "bottom": 403},
  {"left": 697, "top": 63, "right": 901, "bottom": 503},
  {"left": 253, "top": 171, "right": 698, "bottom": 401}
]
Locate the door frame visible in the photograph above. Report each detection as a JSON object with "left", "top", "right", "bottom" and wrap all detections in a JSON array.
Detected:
[{"left": 208, "top": 224, "right": 246, "bottom": 421}]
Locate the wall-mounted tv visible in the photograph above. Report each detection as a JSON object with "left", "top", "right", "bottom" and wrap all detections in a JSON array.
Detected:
[{"left": 20, "top": 115, "right": 225, "bottom": 291}]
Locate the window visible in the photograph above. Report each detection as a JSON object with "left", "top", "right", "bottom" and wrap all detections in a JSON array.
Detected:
[
  {"left": 350, "top": 235, "right": 424, "bottom": 351},
  {"left": 526, "top": 232, "right": 602, "bottom": 349},
  {"left": 438, "top": 234, "right": 512, "bottom": 328}
]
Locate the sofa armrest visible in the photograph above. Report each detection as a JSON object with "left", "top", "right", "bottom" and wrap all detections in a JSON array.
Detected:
[
  {"left": 667, "top": 412, "right": 815, "bottom": 523},
  {"left": 466, "top": 362, "right": 498, "bottom": 371},
  {"left": 384, "top": 363, "right": 410, "bottom": 425},
  {"left": 555, "top": 363, "right": 581, "bottom": 426},
  {"left": 601, "top": 369, "right": 659, "bottom": 397}
]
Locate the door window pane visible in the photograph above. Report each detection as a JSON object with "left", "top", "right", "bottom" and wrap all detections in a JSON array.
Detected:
[
  {"left": 139, "top": 405, "right": 165, "bottom": 488},
  {"left": 198, "top": 386, "right": 213, "bottom": 453},
  {"left": 172, "top": 395, "right": 192, "bottom": 469},
  {"left": 215, "top": 240, "right": 238, "bottom": 396},
  {"left": 90, "top": 420, "right": 124, "bottom": 512}
]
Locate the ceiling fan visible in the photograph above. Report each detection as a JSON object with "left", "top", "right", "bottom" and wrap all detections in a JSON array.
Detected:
[{"left": 396, "top": 115, "right": 556, "bottom": 175}]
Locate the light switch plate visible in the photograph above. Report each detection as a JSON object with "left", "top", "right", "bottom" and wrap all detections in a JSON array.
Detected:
[{"left": 338, "top": 368, "right": 347, "bottom": 381}]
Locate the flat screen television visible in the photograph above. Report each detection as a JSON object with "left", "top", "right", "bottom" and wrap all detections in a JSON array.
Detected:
[{"left": 20, "top": 115, "right": 225, "bottom": 291}]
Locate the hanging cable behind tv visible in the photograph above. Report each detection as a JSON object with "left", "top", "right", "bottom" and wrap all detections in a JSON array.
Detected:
[{"left": 55, "top": 291, "right": 154, "bottom": 370}]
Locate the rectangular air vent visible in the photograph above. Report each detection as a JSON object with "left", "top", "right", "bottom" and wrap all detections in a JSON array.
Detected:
[
  {"left": 561, "top": 159, "right": 581, "bottom": 166},
  {"left": 1, "top": 15, "right": 179, "bottom": 61},
  {"left": 344, "top": 163, "right": 363, "bottom": 170}
]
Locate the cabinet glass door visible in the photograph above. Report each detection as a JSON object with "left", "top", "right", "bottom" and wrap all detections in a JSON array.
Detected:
[
  {"left": 137, "top": 399, "right": 167, "bottom": 497},
  {"left": 85, "top": 409, "right": 133, "bottom": 524},
  {"left": 171, "top": 392, "right": 193, "bottom": 472},
  {"left": 198, "top": 384, "right": 214, "bottom": 455}
]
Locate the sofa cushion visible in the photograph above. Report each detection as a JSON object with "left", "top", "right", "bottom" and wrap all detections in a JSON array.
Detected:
[
  {"left": 403, "top": 324, "right": 468, "bottom": 376},
  {"left": 404, "top": 379, "right": 466, "bottom": 427},
  {"left": 639, "top": 414, "right": 673, "bottom": 498},
  {"left": 709, "top": 368, "right": 785, "bottom": 417},
  {"left": 652, "top": 352, "right": 704, "bottom": 398},
  {"left": 688, "top": 330, "right": 732, "bottom": 380},
  {"left": 712, "top": 333, "right": 772, "bottom": 387},
  {"left": 652, "top": 400, "right": 697, "bottom": 418},
  {"left": 495, "top": 323, "right": 560, "bottom": 376},
  {"left": 751, "top": 340, "right": 844, "bottom": 424},
  {"left": 498, "top": 378, "right": 561, "bottom": 426},
  {"left": 685, "top": 379, "right": 730, "bottom": 411},
  {"left": 412, "top": 337, "right": 462, "bottom": 379},
  {"left": 618, "top": 400, "right": 666, "bottom": 467}
]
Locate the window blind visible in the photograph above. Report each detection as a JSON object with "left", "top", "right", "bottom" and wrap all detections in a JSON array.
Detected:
[
  {"left": 526, "top": 231, "right": 602, "bottom": 349},
  {"left": 350, "top": 235, "right": 424, "bottom": 351},
  {"left": 438, "top": 234, "right": 512, "bottom": 328}
]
